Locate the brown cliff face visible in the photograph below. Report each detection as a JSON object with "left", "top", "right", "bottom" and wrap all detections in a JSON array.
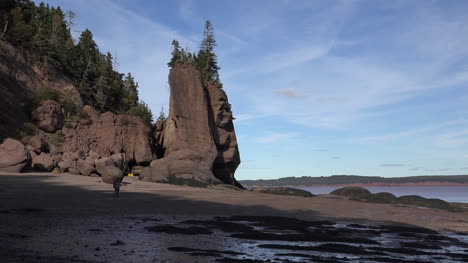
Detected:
[
  {"left": 61, "top": 106, "right": 154, "bottom": 166},
  {"left": 206, "top": 83, "right": 241, "bottom": 187},
  {"left": 0, "top": 41, "right": 82, "bottom": 140},
  {"left": 141, "top": 64, "right": 241, "bottom": 186}
]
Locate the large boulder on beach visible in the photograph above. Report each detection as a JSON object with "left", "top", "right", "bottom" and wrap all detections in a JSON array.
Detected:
[
  {"left": 76, "top": 150, "right": 100, "bottom": 176},
  {"left": 0, "top": 138, "right": 29, "bottom": 172},
  {"left": 31, "top": 100, "right": 64, "bottom": 133},
  {"left": 141, "top": 64, "right": 241, "bottom": 186},
  {"left": 32, "top": 152, "right": 54, "bottom": 171},
  {"left": 76, "top": 158, "right": 95, "bottom": 176},
  {"left": 95, "top": 154, "right": 124, "bottom": 184}
]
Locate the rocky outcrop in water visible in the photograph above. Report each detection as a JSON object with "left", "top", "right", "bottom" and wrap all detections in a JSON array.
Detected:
[{"left": 140, "top": 64, "right": 241, "bottom": 186}]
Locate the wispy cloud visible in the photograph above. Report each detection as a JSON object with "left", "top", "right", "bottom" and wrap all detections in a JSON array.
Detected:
[
  {"left": 350, "top": 120, "right": 468, "bottom": 143},
  {"left": 432, "top": 129, "right": 468, "bottom": 147},
  {"left": 253, "top": 132, "right": 299, "bottom": 144},
  {"left": 313, "top": 149, "right": 328, "bottom": 152},
  {"left": 274, "top": 88, "right": 309, "bottom": 99},
  {"left": 233, "top": 113, "right": 267, "bottom": 123},
  {"left": 178, "top": 0, "right": 196, "bottom": 22},
  {"left": 379, "top": 164, "right": 406, "bottom": 167}
]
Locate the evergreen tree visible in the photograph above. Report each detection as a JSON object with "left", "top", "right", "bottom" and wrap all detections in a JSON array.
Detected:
[
  {"left": 123, "top": 72, "right": 139, "bottom": 108},
  {"left": 196, "top": 20, "right": 220, "bottom": 84},
  {"left": 157, "top": 107, "right": 166, "bottom": 121},
  {"left": 1, "top": 1, "right": 148, "bottom": 122},
  {"left": 167, "top": 39, "right": 181, "bottom": 67}
]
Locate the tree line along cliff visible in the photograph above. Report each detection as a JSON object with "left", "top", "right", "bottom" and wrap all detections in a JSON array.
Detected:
[{"left": 0, "top": 0, "right": 152, "bottom": 129}]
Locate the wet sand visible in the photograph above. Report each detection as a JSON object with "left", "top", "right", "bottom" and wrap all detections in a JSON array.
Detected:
[{"left": 1, "top": 172, "right": 468, "bottom": 262}]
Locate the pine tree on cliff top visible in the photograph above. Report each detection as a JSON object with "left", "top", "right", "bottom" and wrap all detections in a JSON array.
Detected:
[
  {"left": 168, "top": 20, "right": 221, "bottom": 85},
  {"left": 196, "top": 20, "right": 220, "bottom": 85}
]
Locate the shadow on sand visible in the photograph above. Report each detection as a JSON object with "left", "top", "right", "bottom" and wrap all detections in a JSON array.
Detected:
[{"left": 1, "top": 174, "right": 468, "bottom": 263}]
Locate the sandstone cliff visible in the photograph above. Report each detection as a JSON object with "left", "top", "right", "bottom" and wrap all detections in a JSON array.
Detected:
[
  {"left": 0, "top": 41, "right": 82, "bottom": 140},
  {"left": 140, "top": 64, "right": 241, "bottom": 187},
  {"left": 0, "top": 50, "right": 241, "bottom": 187}
]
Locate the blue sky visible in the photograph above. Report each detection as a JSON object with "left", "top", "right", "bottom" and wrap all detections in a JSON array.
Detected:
[{"left": 40, "top": 0, "right": 468, "bottom": 180}]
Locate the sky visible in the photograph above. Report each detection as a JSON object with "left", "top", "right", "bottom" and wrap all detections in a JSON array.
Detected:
[{"left": 39, "top": 0, "right": 468, "bottom": 180}]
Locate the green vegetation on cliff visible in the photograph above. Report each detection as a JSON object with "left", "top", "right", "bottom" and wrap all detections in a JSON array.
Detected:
[
  {"left": 168, "top": 20, "right": 221, "bottom": 86},
  {"left": 0, "top": 0, "right": 152, "bottom": 124}
]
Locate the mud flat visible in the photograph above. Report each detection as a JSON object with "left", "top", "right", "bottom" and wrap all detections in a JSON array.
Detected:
[{"left": 1, "top": 173, "right": 468, "bottom": 262}]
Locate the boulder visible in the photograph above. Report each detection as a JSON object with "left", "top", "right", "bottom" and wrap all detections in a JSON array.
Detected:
[
  {"left": 27, "top": 135, "right": 49, "bottom": 153},
  {"left": 76, "top": 158, "right": 95, "bottom": 176},
  {"left": 68, "top": 167, "right": 80, "bottom": 175},
  {"left": 58, "top": 159, "right": 75, "bottom": 172},
  {"left": 32, "top": 153, "right": 54, "bottom": 171},
  {"left": 0, "top": 139, "right": 29, "bottom": 172},
  {"left": 31, "top": 100, "right": 64, "bottom": 133},
  {"left": 95, "top": 154, "right": 124, "bottom": 184}
]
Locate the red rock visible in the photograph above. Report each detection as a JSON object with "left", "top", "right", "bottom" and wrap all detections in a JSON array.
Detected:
[
  {"left": 0, "top": 139, "right": 29, "bottom": 172},
  {"left": 31, "top": 100, "right": 64, "bottom": 133},
  {"left": 142, "top": 64, "right": 241, "bottom": 186}
]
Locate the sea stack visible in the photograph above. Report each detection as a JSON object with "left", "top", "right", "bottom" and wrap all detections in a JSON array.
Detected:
[{"left": 140, "top": 64, "right": 241, "bottom": 187}]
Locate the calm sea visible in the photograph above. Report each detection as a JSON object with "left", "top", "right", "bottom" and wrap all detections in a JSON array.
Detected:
[{"left": 296, "top": 186, "right": 468, "bottom": 203}]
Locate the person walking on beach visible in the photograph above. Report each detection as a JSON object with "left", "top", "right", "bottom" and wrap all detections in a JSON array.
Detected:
[{"left": 113, "top": 177, "right": 123, "bottom": 197}]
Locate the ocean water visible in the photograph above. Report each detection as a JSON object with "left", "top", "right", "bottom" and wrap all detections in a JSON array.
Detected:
[{"left": 296, "top": 186, "right": 468, "bottom": 203}]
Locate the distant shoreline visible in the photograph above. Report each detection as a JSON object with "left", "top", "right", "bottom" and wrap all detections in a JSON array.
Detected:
[
  {"left": 288, "top": 182, "right": 468, "bottom": 188},
  {"left": 240, "top": 174, "right": 468, "bottom": 188}
]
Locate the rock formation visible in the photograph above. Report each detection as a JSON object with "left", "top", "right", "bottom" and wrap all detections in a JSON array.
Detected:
[
  {"left": 1, "top": 47, "right": 241, "bottom": 187},
  {"left": 0, "top": 138, "right": 30, "bottom": 172},
  {"left": 62, "top": 106, "right": 154, "bottom": 166},
  {"left": 206, "top": 83, "right": 241, "bottom": 186},
  {"left": 0, "top": 41, "right": 82, "bottom": 140},
  {"left": 32, "top": 100, "right": 64, "bottom": 133},
  {"left": 140, "top": 64, "right": 241, "bottom": 186}
]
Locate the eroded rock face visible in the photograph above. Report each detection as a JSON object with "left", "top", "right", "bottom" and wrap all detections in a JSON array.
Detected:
[
  {"left": 63, "top": 106, "right": 154, "bottom": 166},
  {"left": 31, "top": 100, "right": 64, "bottom": 133},
  {"left": 206, "top": 83, "right": 241, "bottom": 186},
  {"left": 0, "top": 41, "right": 82, "bottom": 140},
  {"left": 141, "top": 64, "right": 241, "bottom": 186},
  {"left": 0, "top": 139, "right": 29, "bottom": 172},
  {"left": 141, "top": 65, "right": 219, "bottom": 184}
]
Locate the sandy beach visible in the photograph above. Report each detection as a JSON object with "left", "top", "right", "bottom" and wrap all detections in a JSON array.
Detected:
[{"left": 1, "top": 173, "right": 468, "bottom": 262}]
